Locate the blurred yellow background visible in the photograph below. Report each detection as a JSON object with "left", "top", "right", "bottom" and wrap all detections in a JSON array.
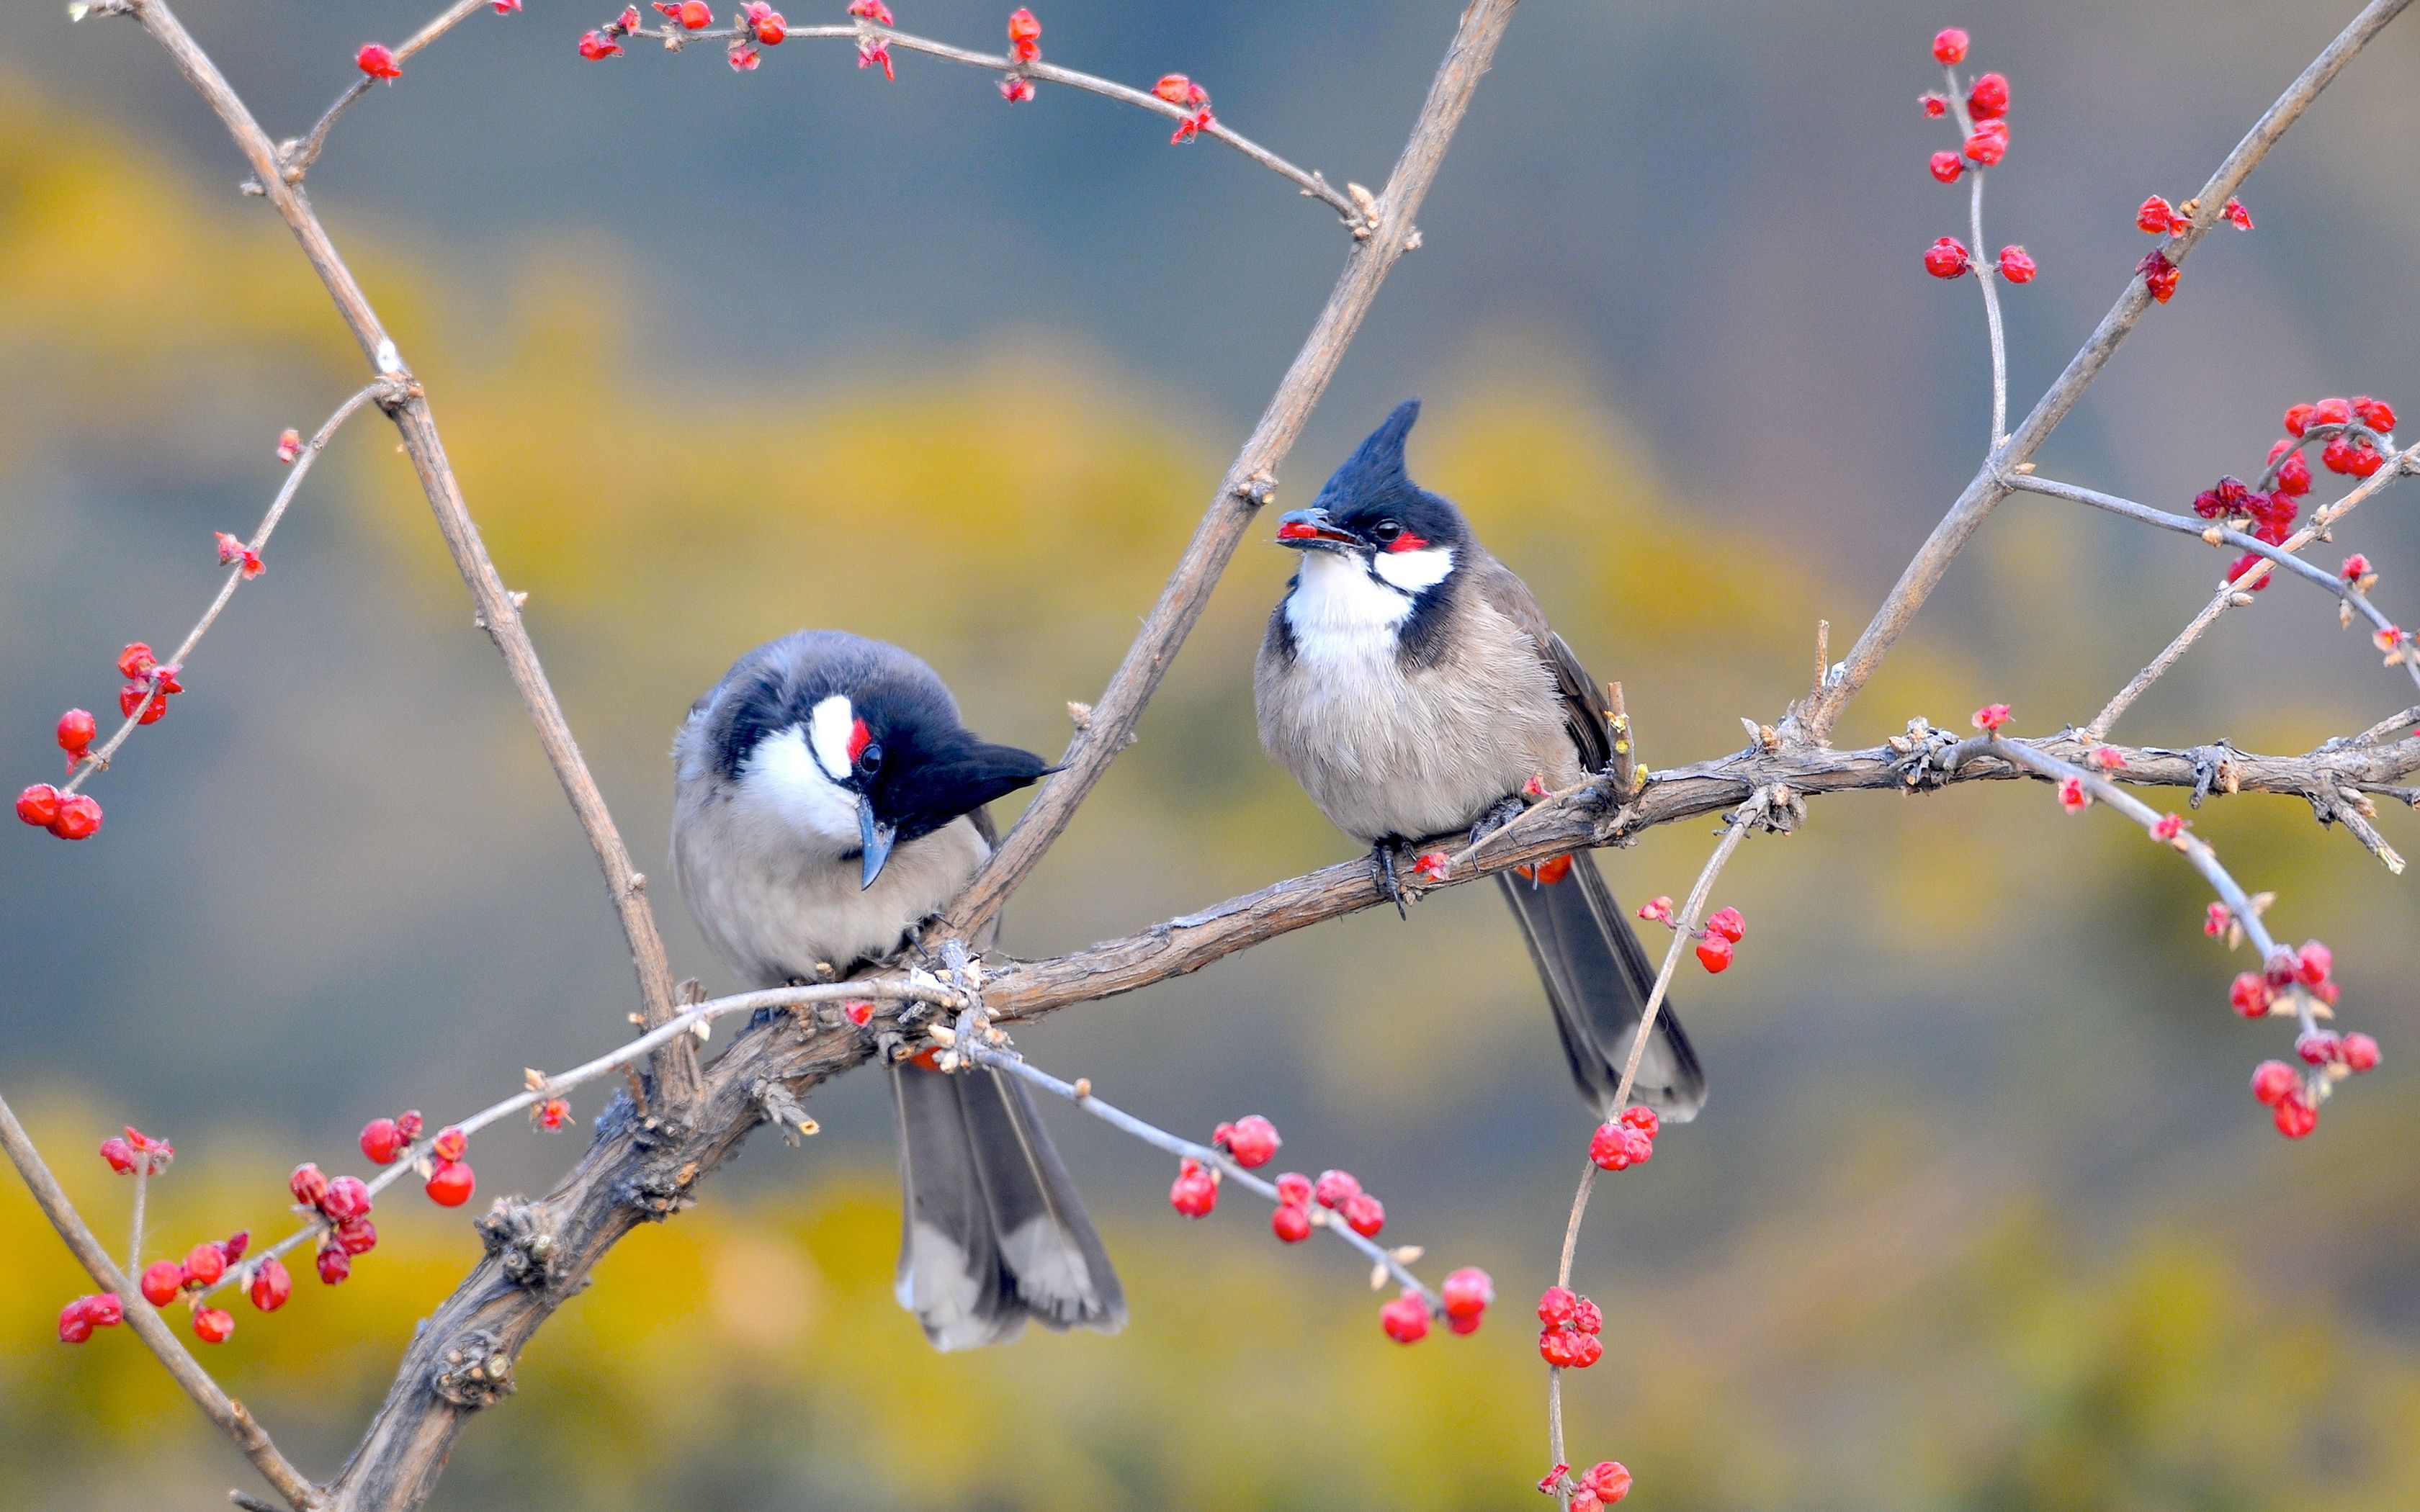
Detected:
[{"left": 6, "top": 1, "right": 2420, "bottom": 1505}]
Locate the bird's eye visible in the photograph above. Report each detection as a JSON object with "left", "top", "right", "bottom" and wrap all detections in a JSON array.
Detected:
[
  {"left": 856, "top": 743, "right": 883, "bottom": 776},
  {"left": 1369, "top": 520, "right": 1403, "bottom": 543}
]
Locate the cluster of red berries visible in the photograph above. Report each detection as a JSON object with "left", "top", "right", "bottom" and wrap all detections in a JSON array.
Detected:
[
  {"left": 19, "top": 643, "right": 196, "bottom": 841},
  {"left": 1588, "top": 1105, "right": 1659, "bottom": 1171},
  {"left": 535, "top": 1096, "right": 573, "bottom": 1131},
  {"left": 358, "top": 1109, "right": 426, "bottom": 1165},
  {"left": 842, "top": 0, "right": 891, "bottom": 77},
  {"left": 1636, "top": 896, "right": 1744, "bottom": 973},
  {"left": 2250, "top": 1027, "right": 2379, "bottom": 1140},
  {"left": 56, "top": 1291, "right": 125, "bottom": 1344},
  {"left": 1265, "top": 1166, "right": 1388, "bottom": 1242},
  {"left": 2231, "top": 938, "right": 2337, "bottom": 1017},
  {"left": 1539, "top": 1460, "right": 1634, "bottom": 1511},
  {"left": 578, "top": 8, "right": 640, "bottom": 59},
  {"left": 1537, "top": 1284, "right": 1605, "bottom": 1368},
  {"left": 1379, "top": 1268, "right": 1489, "bottom": 1344},
  {"left": 290, "top": 1162, "right": 380, "bottom": 1285},
  {"left": 214, "top": 532, "right": 266, "bottom": 580},
  {"left": 135, "top": 1231, "right": 256, "bottom": 1341},
  {"left": 1168, "top": 1114, "right": 1278, "bottom": 1218},
  {"left": 1917, "top": 30, "right": 2032, "bottom": 285},
  {"left": 999, "top": 10, "right": 1042, "bottom": 104},
  {"left": 1154, "top": 73, "right": 1213, "bottom": 143},
  {"left": 99, "top": 1125, "right": 174, "bottom": 1176},
  {"left": 2128, "top": 194, "right": 2252, "bottom": 304}
]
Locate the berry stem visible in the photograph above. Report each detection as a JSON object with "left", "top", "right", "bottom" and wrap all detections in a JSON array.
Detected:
[
  {"left": 1544, "top": 788, "right": 1770, "bottom": 1508},
  {"left": 1943, "top": 61, "right": 2010, "bottom": 446},
  {"left": 56, "top": 379, "right": 393, "bottom": 801},
  {"left": 127, "top": 1165, "right": 148, "bottom": 1280},
  {"left": 2010, "top": 473, "right": 2420, "bottom": 705},
  {"left": 963, "top": 1040, "right": 1443, "bottom": 1309}
]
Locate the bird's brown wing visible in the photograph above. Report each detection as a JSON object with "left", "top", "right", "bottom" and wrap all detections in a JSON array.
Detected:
[{"left": 1467, "top": 552, "right": 1614, "bottom": 773}]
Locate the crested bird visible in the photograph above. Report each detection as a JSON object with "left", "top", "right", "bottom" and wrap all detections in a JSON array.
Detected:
[
  {"left": 1253, "top": 401, "right": 1707, "bottom": 1120},
  {"left": 671, "top": 629, "right": 1124, "bottom": 1348}
]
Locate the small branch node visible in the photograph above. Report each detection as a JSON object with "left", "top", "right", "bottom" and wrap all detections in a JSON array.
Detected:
[{"left": 431, "top": 1329, "right": 515, "bottom": 1410}]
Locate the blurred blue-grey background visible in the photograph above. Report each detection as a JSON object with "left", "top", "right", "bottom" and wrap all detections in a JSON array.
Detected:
[{"left": 4, "top": 2, "right": 2419, "bottom": 1507}]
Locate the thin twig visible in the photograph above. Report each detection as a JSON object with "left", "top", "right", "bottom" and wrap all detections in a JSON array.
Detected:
[
  {"left": 202, "top": 978, "right": 956, "bottom": 1305},
  {"left": 261, "top": 0, "right": 496, "bottom": 188},
  {"left": 1798, "top": 0, "right": 2411, "bottom": 743},
  {"left": 58, "top": 381, "right": 393, "bottom": 796},
  {"left": 1943, "top": 62, "right": 2009, "bottom": 446},
  {"left": 127, "top": 1166, "right": 149, "bottom": 1279},
  {"left": 0, "top": 1094, "right": 323, "bottom": 1511},
  {"left": 966, "top": 1044, "right": 1439, "bottom": 1306},
  {"left": 2011, "top": 473, "right": 2420, "bottom": 697},
  {"left": 126, "top": 0, "right": 699, "bottom": 1104},
  {"left": 1544, "top": 791, "right": 1767, "bottom": 1508},
  {"left": 945, "top": 0, "right": 1523, "bottom": 938},
  {"left": 2084, "top": 440, "right": 2420, "bottom": 740}
]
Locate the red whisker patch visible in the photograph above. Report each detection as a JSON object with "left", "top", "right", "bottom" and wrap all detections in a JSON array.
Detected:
[
  {"left": 1385, "top": 531, "right": 1430, "bottom": 553},
  {"left": 847, "top": 717, "right": 872, "bottom": 764}
]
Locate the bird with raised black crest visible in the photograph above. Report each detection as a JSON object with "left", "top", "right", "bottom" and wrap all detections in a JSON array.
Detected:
[
  {"left": 1254, "top": 401, "right": 1707, "bottom": 1121},
  {"left": 671, "top": 629, "right": 1124, "bottom": 1349}
]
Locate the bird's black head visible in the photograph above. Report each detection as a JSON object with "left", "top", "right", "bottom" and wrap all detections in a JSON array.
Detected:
[
  {"left": 1273, "top": 400, "right": 1468, "bottom": 592},
  {"left": 712, "top": 631, "right": 1052, "bottom": 888}
]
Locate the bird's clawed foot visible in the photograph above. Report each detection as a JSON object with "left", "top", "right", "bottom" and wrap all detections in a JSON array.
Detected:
[
  {"left": 1468, "top": 794, "right": 1527, "bottom": 847},
  {"left": 1371, "top": 839, "right": 1410, "bottom": 920}
]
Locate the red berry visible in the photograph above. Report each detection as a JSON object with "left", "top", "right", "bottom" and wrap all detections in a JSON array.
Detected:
[
  {"left": 17, "top": 783, "right": 62, "bottom": 828},
  {"left": 1706, "top": 906, "right": 1745, "bottom": 943},
  {"left": 140, "top": 1260, "right": 184, "bottom": 1306},
  {"left": 1924, "top": 237, "right": 1972, "bottom": 279},
  {"left": 1572, "top": 1296, "right": 1604, "bottom": 1333},
  {"left": 729, "top": 44, "right": 761, "bottom": 71},
  {"left": 1695, "top": 935, "right": 1734, "bottom": 973},
  {"left": 48, "top": 793, "right": 102, "bottom": 840},
  {"left": 2138, "top": 250, "right": 2179, "bottom": 303},
  {"left": 2295, "top": 1031, "right": 2339, "bottom": 1067},
  {"left": 1589, "top": 1122, "right": 1654, "bottom": 1171},
  {"left": 1929, "top": 150, "right": 1965, "bottom": 184},
  {"left": 1168, "top": 1158, "right": 1218, "bottom": 1218},
  {"left": 2295, "top": 940, "right": 2333, "bottom": 986},
  {"left": 1921, "top": 94, "right": 1948, "bottom": 118},
  {"left": 1214, "top": 1114, "right": 1281, "bottom": 1169},
  {"left": 1379, "top": 1290, "right": 1430, "bottom": 1344},
  {"left": 432, "top": 1125, "right": 468, "bottom": 1163},
  {"left": 2204, "top": 902, "right": 2230, "bottom": 936},
  {"left": 2277, "top": 451, "right": 2312, "bottom": 495},
  {"left": 2056, "top": 776, "right": 2089, "bottom": 813},
  {"left": 2272, "top": 1093, "right": 2318, "bottom": 1140},
  {"left": 2152, "top": 813, "right": 2184, "bottom": 842},
  {"left": 1931, "top": 27, "right": 1969, "bottom": 65},
  {"left": 2225, "top": 552, "right": 2271, "bottom": 590},
  {"left": 676, "top": 0, "right": 710, "bottom": 26},
  {"left": 334, "top": 1215, "right": 378, "bottom": 1255},
  {"left": 359, "top": 1117, "right": 404, "bottom": 1165},
  {"left": 2229, "top": 973, "right": 2272, "bottom": 1019},
  {"left": 1636, "top": 896, "right": 1675, "bottom": 924},
  {"left": 322, "top": 1174, "right": 372, "bottom": 1221},
  {"left": 1966, "top": 71, "right": 2008, "bottom": 119},
  {"left": 1620, "top": 1105, "right": 1659, "bottom": 1137},
  {"left": 117, "top": 683, "right": 164, "bottom": 724},
  {"left": 2284, "top": 402, "right": 2317, "bottom": 437},
  {"left": 2341, "top": 1032, "right": 2381, "bottom": 1072},
  {"left": 1539, "top": 1287, "right": 1579, "bottom": 1328},
  {"left": 2352, "top": 396, "right": 2396, "bottom": 432},
  {"left": 537, "top": 1097, "right": 570, "bottom": 1131},
  {"left": 1585, "top": 1462, "right": 1634, "bottom": 1504},
  {"left": 192, "top": 1307, "right": 234, "bottom": 1344},
  {"left": 1440, "top": 1266, "right": 1494, "bottom": 1321},
  {"left": 315, "top": 1246, "right": 351, "bottom": 1285},
  {"left": 1962, "top": 120, "right": 2007, "bottom": 166},
  {"left": 2342, "top": 553, "right": 2372, "bottom": 582},
  {"left": 1572, "top": 1495, "right": 1603, "bottom": 1512},
  {"left": 1006, "top": 5, "right": 1039, "bottom": 61},
  {"left": 2136, "top": 195, "right": 2177, "bottom": 235},
  {"left": 181, "top": 1242, "right": 225, "bottom": 1288},
  {"left": 1270, "top": 1202, "right": 1312, "bottom": 1243},
  {"left": 1313, "top": 1169, "right": 1361, "bottom": 1209},
  {"left": 395, "top": 1110, "right": 424, "bottom": 1140},
  {"left": 1997, "top": 245, "right": 2036, "bottom": 284},
  {"left": 85, "top": 1292, "right": 123, "bottom": 1327},
  {"left": 220, "top": 1230, "right": 249, "bottom": 1264},
  {"left": 99, "top": 1136, "right": 136, "bottom": 1174},
  {"left": 289, "top": 1162, "right": 330, "bottom": 1207},
  {"left": 276, "top": 428, "right": 303, "bottom": 463},
  {"left": 2312, "top": 397, "right": 2354, "bottom": 427},
  {"left": 1153, "top": 73, "right": 1198, "bottom": 107},
  {"left": 845, "top": 0, "right": 892, "bottom": 19},
  {"left": 2344, "top": 439, "right": 2385, "bottom": 478},
  {"left": 425, "top": 1160, "right": 475, "bottom": 1208},
  {"left": 577, "top": 30, "right": 624, "bottom": 59},
  {"left": 1542, "top": 1329, "right": 1603, "bottom": 1368},
  {"left": 1273, "top": 1171, "right": 1313, "bottom": 1207},
  {"left": 2223, "top": 197, "right": 2254, "bottom": 230},
  {"left": 356, "top": 43, "right": 401, "bottom": 80},
  {"left": 1000, "top": 76, "right": 1034, "bottom": 104},
  {"left": 56, "top": 708, "right": 96, "bottom": 757},
  {"left": 1341, "top": 1191, "right": 1386, "bottom": 1238},
  {"left": 58, "top": 1299, "right": 95, "bottom": 1344},
  {"left": 249, "top": 1256, "right": 292, "bottom": 1313}
]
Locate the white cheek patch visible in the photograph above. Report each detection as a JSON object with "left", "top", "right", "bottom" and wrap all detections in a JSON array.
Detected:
[
  {"left": 744, "top": 725, "right": 860, "bottom": 847},
  {"left": 1372, "top": 544, "right": 1453, "bottom": 593},
  {"left": 807, "top": 695, "right": 856, "bottom": 783}
]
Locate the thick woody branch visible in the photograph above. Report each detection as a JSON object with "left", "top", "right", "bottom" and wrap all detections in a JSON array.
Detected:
[
  {"left": 1796, "top": 0, "right": 2410, "bottom": 742},
  {"left": 0, "top": 1094, "right": 323, "bottom": 1511},
  {"left": 123, "top": 0, "right": 697, "bottom": 1102},
  {"left": 945, "top": 0, "right": 1523, "bottom": 937}
]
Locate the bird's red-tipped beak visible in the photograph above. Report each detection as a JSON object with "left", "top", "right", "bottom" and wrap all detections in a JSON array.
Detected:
[{"left": 1275, "top": 508, "right": 1362, "bottom": 549}]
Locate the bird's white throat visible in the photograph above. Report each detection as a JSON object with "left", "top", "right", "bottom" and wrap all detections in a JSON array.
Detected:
[
  {"left": 1283, "top": 546, "right": 1453, "bottom": 653},
  {"left": 740, "top": 724, "right": 859, "bottom": 850}
]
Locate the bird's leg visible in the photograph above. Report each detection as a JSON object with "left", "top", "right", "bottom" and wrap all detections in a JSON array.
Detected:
[
  {"left": 1470, "top": 794, "right": 1536, "bottom": 888},
  {"left": 1371, "top": 837, "right": 1409, "bottom": 920}
]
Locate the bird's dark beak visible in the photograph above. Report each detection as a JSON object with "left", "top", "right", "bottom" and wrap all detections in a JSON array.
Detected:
[
  {"left": 857, "top": 796, "right": 897, "bottom": 891},
  {"left": 1275, "top": 508, "right": 1363, "bottom": 552}
]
